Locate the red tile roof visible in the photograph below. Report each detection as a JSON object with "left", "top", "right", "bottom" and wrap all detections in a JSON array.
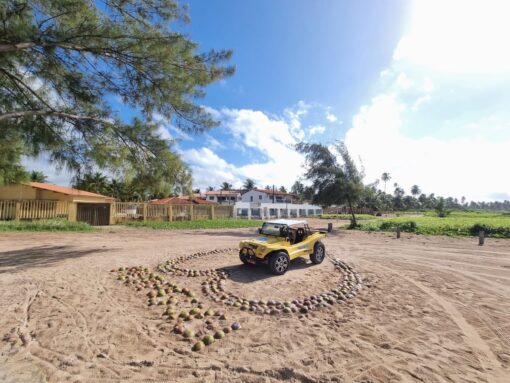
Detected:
[
  {"left": 150, "top": 197, "right": 217, "bottom": 205},
  {"left": 204, "top": 190, "right": 241, "bottom": 196},
  {"left": 25, "top": 182, "right": 114, "bottom": 200}
]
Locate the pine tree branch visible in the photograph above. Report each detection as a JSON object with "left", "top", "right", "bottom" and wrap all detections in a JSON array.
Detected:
[{"left": 0, "top": 110, "right": 106, "bottom": 122}]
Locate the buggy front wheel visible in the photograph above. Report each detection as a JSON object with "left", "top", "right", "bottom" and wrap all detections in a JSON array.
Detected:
[{"left": 310, "top": 241, "right": 325, "bottom": 264}]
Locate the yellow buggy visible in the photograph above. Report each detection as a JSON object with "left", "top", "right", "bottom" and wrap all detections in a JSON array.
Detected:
[{"left": 239, "top": 219, "right": 327, "bottom": 275}]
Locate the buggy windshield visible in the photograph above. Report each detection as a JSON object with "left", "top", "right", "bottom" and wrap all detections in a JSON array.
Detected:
[{"left": 260, "top": 222, "right": 288, "bottom": 237}]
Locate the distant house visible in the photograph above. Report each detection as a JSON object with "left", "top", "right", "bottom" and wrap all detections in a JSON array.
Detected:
[
  {"left": 241, "top": 188, "right": 297, "bottom": 204},
  {"left": 204, "top": 190, "right": 242, "bottom": 205},
  {"left": 0, "top": 182, "right": 114, "bottom": 225},
  {"left": 234, "top": 188, "right": 321, "bottom": 219}
]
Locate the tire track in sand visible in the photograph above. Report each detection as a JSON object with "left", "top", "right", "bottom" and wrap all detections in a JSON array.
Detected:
[{"left": 373, "top": 263, "right": 507, "bottom": 382}]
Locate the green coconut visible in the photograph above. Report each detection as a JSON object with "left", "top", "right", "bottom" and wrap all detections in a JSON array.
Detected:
[
  {"left": 192, "top": 341, "right": 205, "bottom": 351},
  {"left": 204, "top": 309, "right": 214, "bottom": 316},
  {"left": 183, "top": 329, "right": 195, "bottom": 338},
  {"left": 214, "top": 330, "right": 225, "bottom": 339},
  {"left": 202, "top": 335, "right": 215, "bottom": 346}
]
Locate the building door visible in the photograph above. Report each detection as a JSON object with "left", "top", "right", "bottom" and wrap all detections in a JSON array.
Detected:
[{"left": 76, "top": 203, "right": 110, "bottom": 226}]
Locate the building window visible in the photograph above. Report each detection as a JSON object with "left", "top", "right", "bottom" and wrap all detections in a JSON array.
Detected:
[
  {"left": 259, "top": 195, "right": 262, "bottom": 200},
  {"left": 250, "top": 196, "right": 253, "bottom": 202},
  {"left": 208, "top": 196, "right": 214, "bottom": 200}
]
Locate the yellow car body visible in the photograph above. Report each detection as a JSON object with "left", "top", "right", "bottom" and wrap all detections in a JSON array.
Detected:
[{"left": 239, "top": 219, "right": 327, "bottom": 274}]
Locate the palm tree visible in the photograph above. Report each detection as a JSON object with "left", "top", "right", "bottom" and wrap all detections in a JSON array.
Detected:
[
  {"left": 29, "top": 171, "right": 47, "bottom": 183},
  {"left": 220, "top": 182, "right": 232, "bottom": 191},
  {"left": 381, "top": 172, "right": 391, "bottom": 193},
  {"left": 279, "top": 186, "right": 287, "bottom": 193},
  {"left": 411, "top": 185, "right": 421, "bottom": 196},
  {"left": 107, "top": 179, "right": 123, "bottom": 199},
  {"left": 243, "top": 178, "right": 255, "bottom": 190},
  {"left": 206, "top": 186, "right": 214, "bottom": 191}
]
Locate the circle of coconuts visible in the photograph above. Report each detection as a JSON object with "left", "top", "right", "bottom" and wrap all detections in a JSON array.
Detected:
[
  {"left": 158, "top": 248, "right": 363, "bottom": 316},
  {"left": 113, "top": 264, "right": 242, "bottom": 352}
]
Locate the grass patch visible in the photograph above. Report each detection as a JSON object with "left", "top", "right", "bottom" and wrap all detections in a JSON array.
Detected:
[
  {"left": 352, "top": 213, "right": 510, "bottom": 238},
  {"left": 319, "top": 213, "right": 375, "bottom": 220},
  {"left": 0, "top": 219, "right": 93, "bottom": 232},
  {"left": 123, "top": 219, "right": 263, "bottom": 230}
]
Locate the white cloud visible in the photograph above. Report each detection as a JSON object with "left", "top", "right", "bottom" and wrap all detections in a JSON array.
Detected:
[
  {"left": 182, "top": 106, "right": 310, "bottom": 190},
  {"left": 345, "top": 94, "right": 510, "bottom": 202},
  {"left": 181, "top": 147, "right": 238, "bottom": 188},
  {"left": 342, "top": 0, "right": 510, "bottom": 202},
  {"left": 325, "top": 111, "right": 338, "bottom": 123},
  {"left": 393, "top": 0, "right": 510, "bottom": 74},
  {"left": 308, "top": 124, "right": 326, "bottom": 136}
]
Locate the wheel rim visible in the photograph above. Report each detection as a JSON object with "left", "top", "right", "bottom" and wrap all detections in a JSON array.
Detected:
[
  {"left": 316, "top": 246, "right": 324, "bottom": 261},
  {"left": 275, "top": 256, "right": 288, "bottom": 273}
]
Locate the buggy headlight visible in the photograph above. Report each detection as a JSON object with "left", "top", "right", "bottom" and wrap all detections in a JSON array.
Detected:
[{"left": 259, "top": 246, "right": 266, "bottom": 252}]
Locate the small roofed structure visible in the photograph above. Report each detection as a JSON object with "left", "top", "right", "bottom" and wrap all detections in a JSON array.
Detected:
[{"left": 0, "top": 182, "right": 114, "bottom": 225}]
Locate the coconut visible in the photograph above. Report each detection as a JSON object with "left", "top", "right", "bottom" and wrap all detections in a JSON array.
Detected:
[
  {"left": 231, "top": 322, "right": 241, "bottom": 331},
  {"left": 223, "top": 327, "right": 231, "bottom": 334},
  {"left": 204, "top": 309, "right": 214, "bottom": 316},
  {"left": 214, "top": 330, "right": 225, "bottom": 339},
  {"left": 183, "top": 329, "right": 194, "bottom": 338},
  {"left": 202, "top": 335, "right": 215, "bottom": 346},
  {"left": 192, "top": 341, "right": 205, "bottom": 351}
]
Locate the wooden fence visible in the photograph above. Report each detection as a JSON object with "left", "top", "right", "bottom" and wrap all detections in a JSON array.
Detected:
[
  {"left": 113, "top": 202, "right": 233, "bottom": 223},
  {"left": 0, "top": 200, "right": 233, "bottom": 224},
  {"left": 0, "top": 200, "right": 69, "bottom": 220}
]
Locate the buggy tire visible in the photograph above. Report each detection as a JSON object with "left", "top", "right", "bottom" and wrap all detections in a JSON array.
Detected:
[
  {"left": 269, "top": 252, "right": 290, "bottom": 275},
  {"left": 239, "top": 251, "right": 250, "bottom": 265},
  {"left": 310, "top": 241, "right": 325, "bottom": 265}
]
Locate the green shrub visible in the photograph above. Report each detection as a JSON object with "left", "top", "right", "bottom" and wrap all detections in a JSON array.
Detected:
[
  {"left": 351, "top": 212, "right": 510, "bottom": 238},
  {"left": 0, "top": 219, "right": 93, "bottom": 232},
  {"left": 123, "top": 219, "right": 263, "bottom": 230}
]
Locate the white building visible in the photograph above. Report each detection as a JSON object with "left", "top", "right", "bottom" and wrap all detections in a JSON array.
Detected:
[
  {"left": 204, "top": 190, "right": 242, "bottom": 205},
  {"left": 234, "top": 189, "right": 322, "bottom": 219}
]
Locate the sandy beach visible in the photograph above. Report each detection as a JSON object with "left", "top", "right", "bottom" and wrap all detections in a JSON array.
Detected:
[{"left": 1, "top": 225, "right": 509, "bottom": 382}]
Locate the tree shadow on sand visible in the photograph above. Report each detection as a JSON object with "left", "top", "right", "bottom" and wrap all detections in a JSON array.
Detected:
[
  {"left": 219, "top": 257, "right": 314, "bottom": 284},
  {"left": 0, "top": 245, "right": 110, "bottom": 274}
]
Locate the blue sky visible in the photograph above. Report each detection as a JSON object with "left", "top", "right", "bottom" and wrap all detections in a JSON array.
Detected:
[{"left": 29, "top": 0, "right": 510, "bottom": 201}]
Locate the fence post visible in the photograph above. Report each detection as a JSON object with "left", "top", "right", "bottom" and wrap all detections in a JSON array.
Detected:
[
  {"left": 143, "top": 203, "right": 147, "bottom": 221},
  {"left": 210, "top": 205, "right": 215, "bottom": 220},
  {"left": 396, "top": 226, "right": 401, "bottom": 239},
  {"left": 109, "top": 202, "right": 116, "bottom": 225},
  {"left": 189, "top": 205, "right": 194, "bottom": 220},
  {"left": 169, "top": 204, "right": 173, "bottom": 221},
  {"left": 479, "top": 230, "right": 485, "bottom": 246},
  {"left": 15, "top": 201, "right": 21, "bottom": 221},
  {"left": 68, "top": 202, "right": 77, "bottom": 222}
]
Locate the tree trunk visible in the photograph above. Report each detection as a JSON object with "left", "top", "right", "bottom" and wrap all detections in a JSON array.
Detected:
[{"left": 347, "top": 198, "right": 357, "bottom": 227}]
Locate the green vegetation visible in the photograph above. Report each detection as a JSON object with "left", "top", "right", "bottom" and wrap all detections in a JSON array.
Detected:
[
  {"left": 124, "top": 219, "right": 263, "bottom": 230},
  {"left": 0, "top": 219, "right": 93, "bottom": 232},
  {"left": 353, "top": 212, "right": 510, "bottom": 238},
  {"left": 319, "top": 214, "right": 375, "bottom": 220},
  {"left": 1, "top": 0, "right": 233, "bottom": 190}
]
